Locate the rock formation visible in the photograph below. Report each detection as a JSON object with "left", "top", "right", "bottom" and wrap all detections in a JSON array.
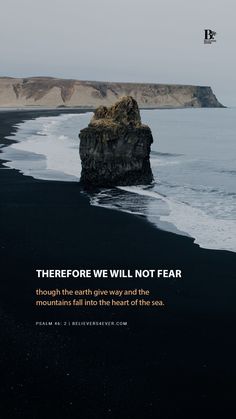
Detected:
[
  {"left": 79, "top": 96, "right": 153, "bottom": 187},
  {"left": 0, "top": 77, "right": 224, "bottom": 108}
]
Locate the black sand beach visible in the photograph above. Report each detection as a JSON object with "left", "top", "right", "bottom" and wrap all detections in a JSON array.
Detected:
[{"left": 0, "top": 110, "right": 236, "bottom": 418}]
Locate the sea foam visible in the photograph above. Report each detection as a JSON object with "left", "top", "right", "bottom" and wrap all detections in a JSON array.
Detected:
[
  {"left": 3, "top": 113, "right": 91, "bottom": 181},
  {"left": 118, "top": 186, "right": 236, "bottom": 253}
]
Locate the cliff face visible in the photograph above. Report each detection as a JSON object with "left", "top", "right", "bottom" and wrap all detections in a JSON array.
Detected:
[
  {"left": 79, "top": 96, "right": 153, "bottom": 187},
  {"left": 0, "top": 77, "right": 224, "bottom": 108}
]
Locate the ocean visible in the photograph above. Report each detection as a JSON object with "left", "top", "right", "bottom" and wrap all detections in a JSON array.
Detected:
[{"left": 2, "top": 108, "right": 236, "bottom": 253}]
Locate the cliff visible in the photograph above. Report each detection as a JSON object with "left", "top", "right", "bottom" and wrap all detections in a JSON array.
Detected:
[
  {"left": 0, "top": 77, "right": 224, "bottom": 109},
  {"left": 79, "top": 96, "right": 153, "bottom": 187}
]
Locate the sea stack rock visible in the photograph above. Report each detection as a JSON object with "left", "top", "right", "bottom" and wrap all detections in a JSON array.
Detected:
[{"left": 79, "top": 96, "right": 153, "bottom": 187}]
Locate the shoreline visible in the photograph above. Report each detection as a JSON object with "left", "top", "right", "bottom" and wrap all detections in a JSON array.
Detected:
[
  {"left": 2, "top": 107, "right": 235, "bottom": 253},
  {"left": 0, "top": 110, "right": 236, "bottom": 417}
]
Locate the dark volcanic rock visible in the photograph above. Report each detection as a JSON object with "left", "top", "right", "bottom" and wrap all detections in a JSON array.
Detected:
[{"left": 79, "top": 96, "right": 153, "bottom": 187}]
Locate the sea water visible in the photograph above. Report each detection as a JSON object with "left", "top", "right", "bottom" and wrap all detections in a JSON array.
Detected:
[{"left": 1, "top": 108, "right": 236, "bottom": 253}]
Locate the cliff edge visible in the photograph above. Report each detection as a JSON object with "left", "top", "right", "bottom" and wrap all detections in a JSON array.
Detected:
[{"left": 0, "top": 77, "right": 224, "bottom": 108}]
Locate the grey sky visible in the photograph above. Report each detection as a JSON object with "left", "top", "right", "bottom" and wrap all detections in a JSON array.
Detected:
[{"left": 0, "top": 0, "right": 235, "bottom": 105}]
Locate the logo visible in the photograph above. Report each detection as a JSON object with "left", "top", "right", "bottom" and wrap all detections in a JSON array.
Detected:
[{"left": 204, "top": 29, "right": 217, "bottom": 44}]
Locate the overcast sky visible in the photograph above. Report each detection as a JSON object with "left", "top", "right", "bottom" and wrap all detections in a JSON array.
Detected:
[{"left": 0, "top": 0, "right": 235, "bottom": 105}]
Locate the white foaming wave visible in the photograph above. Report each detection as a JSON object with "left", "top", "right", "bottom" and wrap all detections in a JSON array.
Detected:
[
  {"left": 119, "top": 186, "right": 236, "bottom": 253},
  {"left": 150, "top": 157, "right": 181, "bottom": 167},
  {"left": 10, "top": 133, "right": 81, "bottom": 178},
  {"left": 3, "top": 112, "right": 92, "bottom": 181},
  {"left": 90, "top": 194, "right": 145, "bottom": 217}
]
